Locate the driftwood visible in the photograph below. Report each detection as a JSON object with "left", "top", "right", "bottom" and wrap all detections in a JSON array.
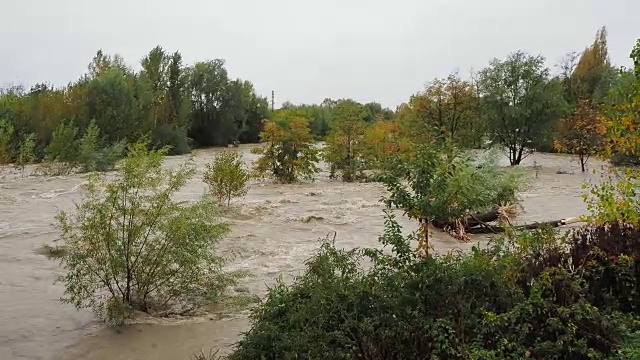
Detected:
[
  {"left": 432, "top": 206, "right": 585, "bottom": 237},
  {"left": 467, "top": 217, "right": 584, "bottom": 234},
  {"left": 432, "top": 208, "right": 501, "bottom": 230}
]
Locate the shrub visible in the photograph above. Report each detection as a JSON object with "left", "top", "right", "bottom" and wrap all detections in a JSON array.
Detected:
[
  {"left": 45, "top": 119, "right": 79, "bottom": 163},
  {"left": 227, "top": 213, "right": 639, "bottom": 359},
  {"left": 55, "top": 141, "right": 239, "bottom": 325},
  {"left": 14, "top": 133, "right": 36, "bottom": 176},
  {"left": 0, "top": 119, "right": 14, "bottom": 164},
  {"left": 203, "top": 151, "right": 250, "bottom": 206},
  {"left": 152, "top": 124, "right": 191, "bottom": 155},
  {"left": 76, "top": 121, "right": 124, "bottom": 173}
]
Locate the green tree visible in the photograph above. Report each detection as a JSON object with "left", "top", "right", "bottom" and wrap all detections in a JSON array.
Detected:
[
  {"left": 187, "top": 60, "right": 235, "bottom": 147},
  {"left": 382, "top": 142, "right": 526, "bottom": 256},
  {"left": 45, "top": 120, "right": 78, "bottom": 163},
  {"left": 479, "top": 51, "right": 568, "bottom": 165},
  {"left": 252, "top": 117, "right": 320, "bottom": 183},
  {"left": 203, "top": 151, "right": 250, "bottom": 206},
  {"left": 55, "top": 141, "right": 237, "bottom": 325},
  {"left": 76, "top": 120, "right": 124, "bottom": 173},
  {"left": 410, "top": 70, "right": 481, "bottom": 147},
  {"left": 0, "top": 119, "right": 14, "bottom": 164},
  {"left": 14, "top": 133, "right": 36, "bottom": 176},
  {"left": 323, "top": 99, "right": 368, "bottom": 181}
]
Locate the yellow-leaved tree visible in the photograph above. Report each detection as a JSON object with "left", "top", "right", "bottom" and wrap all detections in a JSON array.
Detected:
[
  {"left": 583, "top": 39, "right": 640, "bottom": 224},
  {"left": 323, "top": 100, "right": 368, "bottom": 181},
  {"left": 252, "top": 117, "right": 320, "bottom": 183},
  {"left": 554, "top": 100, "right": 607, "bottom": 172}
]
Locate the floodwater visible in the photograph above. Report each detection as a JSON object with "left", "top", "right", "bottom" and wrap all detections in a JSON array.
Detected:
[{"left": 0, "top": 145, "right": 606, "bottom": 360}]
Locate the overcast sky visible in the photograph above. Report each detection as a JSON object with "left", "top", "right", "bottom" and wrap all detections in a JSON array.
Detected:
[{"left": 2, "top": 0, "right": 638, "bottom": 108}]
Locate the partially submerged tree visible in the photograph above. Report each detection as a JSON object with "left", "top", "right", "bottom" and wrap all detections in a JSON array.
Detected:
[
  {"left": 203, "top": 151, "right": 250, "bottom": 206},
  {"left": 382, "top": 141, "right": 527, "bottom": 256},
  {"left": 252, "top": 117, "right": 320, "bottom": 183},
  {"left": 55, "top": 141, "right": 238, "bottom": 325},
  {"left": 14, "top": 133, "right": 36, "bottom": 176},
  {"left": 323, "top": 100, "right": 368, "bottom": 181},
  {"left": 554, "top": 100, "right": 606, "bottom": 172},
  {"left": 410, "top": 70, "right": 481, "bottom": 147},
  {"left": 479, "top": 51, "right": 568, "bottom": 165},
  {"left": 76, "top": 120, "right": 124, "bottom": 173}
]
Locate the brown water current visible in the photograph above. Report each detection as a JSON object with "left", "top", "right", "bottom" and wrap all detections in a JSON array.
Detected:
[{"left": 0, "top": 145, "right": 606, "bottom": 360}]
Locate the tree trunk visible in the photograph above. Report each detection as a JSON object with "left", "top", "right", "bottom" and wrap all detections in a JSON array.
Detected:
[
  {"left": 432, "top": 207, "right": 501, "bottom": 229},
  {"left": 466, "top": 217, "right": 583, "bottom": 234}
]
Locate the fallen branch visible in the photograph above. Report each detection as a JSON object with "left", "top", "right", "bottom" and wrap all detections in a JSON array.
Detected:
[
  {"left": 467, "top": 217, "right": 584, "bottom": 234},
  {"left": 432, "top": 207, "right": 501, "bottom": 230}
]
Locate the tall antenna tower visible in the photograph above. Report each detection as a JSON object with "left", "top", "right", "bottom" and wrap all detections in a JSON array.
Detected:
[{"left": 271, "top": 90, "right": 275, "bottom": 111}]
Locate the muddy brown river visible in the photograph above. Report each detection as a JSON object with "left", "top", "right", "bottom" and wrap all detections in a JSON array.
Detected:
[{"left": 0, "top": 145, "right": 605, "bottom": 360}]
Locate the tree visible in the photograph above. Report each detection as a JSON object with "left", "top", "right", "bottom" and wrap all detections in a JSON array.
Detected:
[
  {"left": 203, "top": 151, "right": 250, "bottom": 206},
  {"left": 55, "top": 141, "right": 237, "bottom": 325},
  {"left": 45, "top": 120, "right": 78, "bottom": 164},
  {"left": 0, "top": 119, "right": 14, "bottom": 164},
  {"left": 571, "top": 26, "right": 612, "bottom": 104},
  {"left": 382, "top": 141, "right": 526, "bottom": 256},
  {"left": 76, "top": 121, "right": 124, "bottom": 173},
  {"left": 323, "top": 100, "right": 368, "bottom": 181},
  {"left": 14, "top": 133, "right": 36, "bottom": 176},
  {"left": 187, "top": 60, "right": 235, "bottom": 147},
  {"left": 252, "top": 117, "right": 319, "bottom": 183},
  {"left": 554, "top": 100, "right": 606, "bottom": 172},
  {"left": 479, "top": 51, "right": 568, "bottom": 165},
  {"left": 583, "top": 38, "right": 640, "bottom": 224},
  {"left": 361, "top": 119, "right": 411, "bottom": 171},
  {"left": 410, "top": 71, "right": 481, "bottom": 147}
]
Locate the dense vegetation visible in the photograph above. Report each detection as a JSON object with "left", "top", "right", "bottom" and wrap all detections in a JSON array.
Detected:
[
  {"left": 218, "top": 35, "right": 640, "bottom": 359},
  {"left": 10, "top": 26, "right": 636, "bottom": 358},
  {"left": 2, "top": 27, "right": 636, "bottom": 172}
]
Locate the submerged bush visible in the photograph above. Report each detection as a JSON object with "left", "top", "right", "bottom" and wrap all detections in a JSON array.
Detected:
[
  {"left": 227, "top": 214, "right": 639, "bottom": 359},
  {"left": 55, "top": 141, "right": 240, "bottom": 325}
]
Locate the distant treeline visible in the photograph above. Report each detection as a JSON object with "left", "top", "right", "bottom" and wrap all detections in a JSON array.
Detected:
[{"left": 1, "top": 26, "right": 637, "bottom": 167}]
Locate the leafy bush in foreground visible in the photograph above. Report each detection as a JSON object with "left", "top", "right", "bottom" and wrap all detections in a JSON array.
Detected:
[
  {"left": 55, "top": 141, "right": 239, "bottom": 325},
  {"left": 227, "top": 214, "right": 639, "bottom": 359}
]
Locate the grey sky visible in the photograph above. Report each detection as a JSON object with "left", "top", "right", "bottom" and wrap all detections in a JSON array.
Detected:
[{"left": 2, "top": 0, "right": 638, "bottom": 108}]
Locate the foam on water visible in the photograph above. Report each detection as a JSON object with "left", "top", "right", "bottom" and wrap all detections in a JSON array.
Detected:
[{"left": 0, "top": 145, "right": 605, "bottom": 360}]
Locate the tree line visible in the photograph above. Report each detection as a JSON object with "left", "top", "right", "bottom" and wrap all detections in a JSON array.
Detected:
[
  {"left": 0, "top": 45, "right": 271, "bottom": 165},
  {"left": 0, "top": 26, "right": 634, "bottom": 174},
  {"left": 271, "top": 26, "right": 632, "bottom": 170}
]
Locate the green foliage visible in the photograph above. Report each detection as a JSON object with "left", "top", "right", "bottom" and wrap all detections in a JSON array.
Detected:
[
  {"left": 228, "top": 214, "right": 639, "bottom": 359},
  {"left": 252, "top": 117, "right": 320, "bottom": 183},
  {"left": 14, "top": 133, "right": 36, "bottom": 176},
  {"left": 45, "top": 120, "right": 79, "bottom": 163},
  {"left": 479, "top": 51, "right": 569, "bottom": 165},
  {"left": 203, "top": 151, "right": 250, "bottom": 206},
  {"left": 383, "top": 142, "right": 527, "bottom": 225},
  {"left": 152, "top": 124, "right": 191, "bottom": 155},
  {"left": 582, "top": 168, "right": 640, "bottom": 225},
  {"left": 76, "top": 121, "right": 124, "bottom": 173},
  {"left": 55, "top": 141, "right": 239, "bottom": 325},
  {"left": 0, "top": 118, "right": 15, "bottom": 164},
  {"left": 323, "top": 99, "right": 368, "bottom": 181}
]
